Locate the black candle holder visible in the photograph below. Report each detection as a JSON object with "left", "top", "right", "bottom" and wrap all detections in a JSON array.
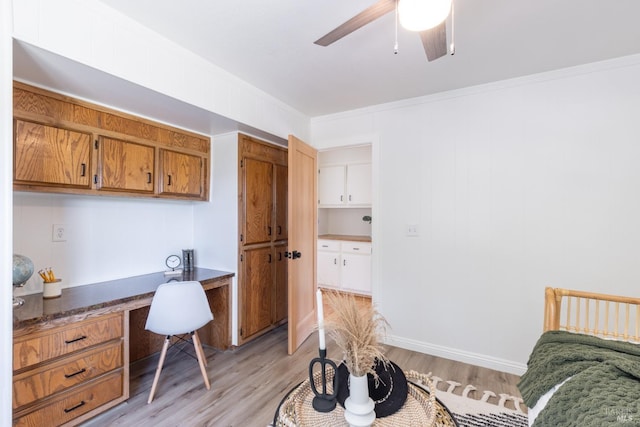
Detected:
[{"left": 308, "top": 348, "right": 339, "bottom": 412}]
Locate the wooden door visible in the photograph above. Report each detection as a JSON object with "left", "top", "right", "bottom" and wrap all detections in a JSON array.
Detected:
[
  {"left": 241, "top": 246, "right": 273, "bottom": 339},
  {"left": 275, "top": 164, "right": 288, "bottom": 241},
  {"left": 274, "top": 242, "right": 288, "bottom": 323},
  {"left": 287, "top": 135, "right": 318, "bottom": 354},
  {"left": 98, "top": 137, "right": 154, "bottom": 193},
  {"left": 243, "top": 158, "right": 273, "bottom": 245},
  {"left": 159, "top": 149, "right": 203, "bottom": 197},
  {"left": 14, "top": 120, "right": 92, "bottom": 188}
]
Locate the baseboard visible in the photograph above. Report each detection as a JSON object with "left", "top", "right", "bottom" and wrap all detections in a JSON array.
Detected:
[{"left": 384, "top": 334, "right": 527, "bottom": 376}]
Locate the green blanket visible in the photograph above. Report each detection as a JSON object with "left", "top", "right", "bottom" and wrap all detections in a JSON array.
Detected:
[{"left": 518, "top": 330, "right": 640, "bottom": 427}]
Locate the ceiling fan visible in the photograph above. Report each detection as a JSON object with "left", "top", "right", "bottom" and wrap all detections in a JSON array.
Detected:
[{"left": 314, "top": 0, "right": 453, "bottom": 62}]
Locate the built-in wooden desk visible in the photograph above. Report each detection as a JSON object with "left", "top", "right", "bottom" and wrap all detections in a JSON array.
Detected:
[{"left": 12, "top": 268, "right": 233, "bottom": 426}]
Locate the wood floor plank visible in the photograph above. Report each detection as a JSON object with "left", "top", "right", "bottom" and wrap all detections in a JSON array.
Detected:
[{"left": 83, "top": 324, "right": 522, "bottom": 427}]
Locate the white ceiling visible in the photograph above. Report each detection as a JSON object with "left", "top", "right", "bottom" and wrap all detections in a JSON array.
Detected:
[{"left": 94, "top": 0, "right": 640, "bottom": 117}]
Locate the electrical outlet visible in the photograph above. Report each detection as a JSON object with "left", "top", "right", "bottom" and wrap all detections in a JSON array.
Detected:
[
  {"left": 406, "top": 224, "right": 419, "bottom": 237},
  {"left": 52, "top": 224, "right": 66, "bottom": 242}
]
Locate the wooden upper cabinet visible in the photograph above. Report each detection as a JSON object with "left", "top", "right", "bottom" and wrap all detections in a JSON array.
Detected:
[
  {"left": 243, "top": 158, "right": 274, "bottom": 245},
  {"left": 98, "top": 136, "right": 155, "bottom": 193},
  {"left": 13, "top": 82, "right": 210, "bottom": 201},
  {"left": 14, "top": 120, "right": 92, "bottom": 189},
  {"left": 159, "top": 149, "right": 203, "bottom": 198}
]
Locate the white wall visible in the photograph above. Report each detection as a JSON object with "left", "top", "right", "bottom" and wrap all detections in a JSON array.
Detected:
[
  {"left": 311, "top": 54, "right": 640, "bottom": 374},
  {"left": 1, "top": 0, "right": 13, "bottom": 424},
  {"left": 13, "top": 193, "right": 197, "bottom": 294},
  {"left": 194, "top": 132, "right": 239, "bottom": 344}
]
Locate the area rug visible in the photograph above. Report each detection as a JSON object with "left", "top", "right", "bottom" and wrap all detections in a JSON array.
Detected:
[
  {"left": 430, "top": 374, "right": 528, "bottom": 427},
  {"left": 271, "top": 372, "right": 528, "bottom": 427}
]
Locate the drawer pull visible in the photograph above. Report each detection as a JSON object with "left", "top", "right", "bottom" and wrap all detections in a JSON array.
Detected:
[
  {"left": 65, "top": 335, "right": 87, "bottom": 344},
  {"left": 64, "top": 400, "right": 86, "bottom": 413},
  {"left": 64, "top": 368, "right": 87, "bottom": 378}
]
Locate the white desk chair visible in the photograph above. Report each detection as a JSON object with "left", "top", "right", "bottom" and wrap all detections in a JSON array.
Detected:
[{"left": 145, "top": 280, "right": 214, "bottom": 404}]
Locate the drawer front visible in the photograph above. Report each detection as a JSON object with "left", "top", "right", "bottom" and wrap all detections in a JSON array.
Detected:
[
  {"left": 14, "top": 313, "right": 123, "bottom": 371},
  {"left": 340, "top": 241, "right": 372, "bottom": 255},
  {"left": 317, "top": 239, "right": 340, "bottom": 252},
  {"left": 13, "top": 370, "right": 123, "bottom": 427},
  {"left": 13, "top": 341, "right": 123, "bottom": 410}
]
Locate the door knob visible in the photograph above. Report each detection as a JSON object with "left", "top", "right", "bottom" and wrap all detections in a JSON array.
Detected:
[{"left": 292, "top": 250, "right": 302, "bottom": 259}]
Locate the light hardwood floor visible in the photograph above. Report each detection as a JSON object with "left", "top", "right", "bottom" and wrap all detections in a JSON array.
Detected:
[{"left": 84, "top": 323, "right": 522, "bottom": 427}]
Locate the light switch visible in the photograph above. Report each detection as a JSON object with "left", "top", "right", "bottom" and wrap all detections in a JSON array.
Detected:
[{"left": 406, "top": 224, "right": 419, "bottom": 237}]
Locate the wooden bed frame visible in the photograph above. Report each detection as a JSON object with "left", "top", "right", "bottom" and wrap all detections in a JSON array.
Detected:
[{"left": 544, "top": 287, "right": 640, "bottom": 342}]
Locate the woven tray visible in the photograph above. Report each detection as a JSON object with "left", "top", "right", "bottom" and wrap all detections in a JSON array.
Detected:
[{"left": 275, "top": 370, "right": 457, "bottom": 427}]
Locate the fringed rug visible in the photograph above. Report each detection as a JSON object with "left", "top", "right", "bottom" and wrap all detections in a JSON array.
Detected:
[
  {"left": 271, "top": 372, "right": 528, "bottom": 427},
  {"left": 430, "top": 375, "right": 528, "bottom": 427}
]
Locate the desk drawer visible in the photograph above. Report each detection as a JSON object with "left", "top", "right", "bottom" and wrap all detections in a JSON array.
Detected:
[
  {"left": 318, "top": 239, "right": 340, "bottom": 251},
  {"left": 341, "top": 241, "right": 372, "bottom": 255},
  {"left": 13, "top": 340, "right": 123, "bottom": 410},
  {"left": 13, "top": 370, "right": 123, "bottom": 427},
  {"left": 14, "top": 313, "right": 123, "bottom": 371}
]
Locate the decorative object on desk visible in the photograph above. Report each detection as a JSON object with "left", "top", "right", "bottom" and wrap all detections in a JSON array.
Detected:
[
  {"left": 362, "top": 215, "right": 372, "bottom": 224},
  {"left": 182, "top": 249, "right": 194, "bottom": 271},
  {"left": 39, "top": 268, "right": 62, "bottom": 298},
  {"left": 325, "top": 291, "right": 390, "bottom": 426},
  {"left": 309, "top": 289, "right": 339, "bottom": 412},
  {"left": 164, "top": 254, "right": 183, "bottom": 275},
  {"left": 12, "top": 254, "right": 34, "bottom": 308}
]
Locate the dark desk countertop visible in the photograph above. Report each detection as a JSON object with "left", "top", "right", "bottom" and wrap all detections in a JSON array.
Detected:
[{"left": 13, "top": 268, "right": 234, "bottom": 330}]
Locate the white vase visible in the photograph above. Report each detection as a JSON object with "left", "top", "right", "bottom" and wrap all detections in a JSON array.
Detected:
[{"left": 344, "top": 373, "right": 375, "bottom": 427}]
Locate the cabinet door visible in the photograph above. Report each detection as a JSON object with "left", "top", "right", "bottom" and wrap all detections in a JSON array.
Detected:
[
  {"left": 274, "top": 164, "right": 288, "bottom": 240},
  {"left": 346, "top": 163, "right": 372, "bottom": 206},
  {"left": 318, "top": 251, "right": 340, "bottom": 288},
  {"left": 243, "top": 158, "right": 273, "bottom": 245},
  {"left": 274, "top": 243, "right": 288, "bottom": 323},
  {"left": 159, "top": 149, "right": 203, "bottom": 197},
  {"left": 241, "top": 247, "right": 274, "bottom": 339},
  {"left": 14, "top": 120, "right": 92, "bottom": 188},
  {"left": 341, "top": 253, "right": 372, "bottom": 295},
  {"left": 318, "top": 165, "right": 345, "bottom": 206},
  {"left": 98, "top": 137, "right": 154, "bottom": 193}
]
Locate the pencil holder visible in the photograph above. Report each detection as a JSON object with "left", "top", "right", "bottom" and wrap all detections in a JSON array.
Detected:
[{"left": 43, "top": 279, "right": 62, "bottom": 299}]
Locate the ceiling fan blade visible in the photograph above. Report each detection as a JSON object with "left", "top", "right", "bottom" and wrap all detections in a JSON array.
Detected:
[
  {"left": 314, "top": 0, "right": 396, "bottom": 47},
  {"left": 420, "top": 21, "right": 447, "bottom": 61}
]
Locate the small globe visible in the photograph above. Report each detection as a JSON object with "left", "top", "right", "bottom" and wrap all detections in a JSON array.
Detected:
[{"left": 13, "top": 254, "right": 34, "bottom": 287}]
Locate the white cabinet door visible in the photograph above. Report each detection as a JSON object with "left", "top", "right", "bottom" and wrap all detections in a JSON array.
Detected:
[
  {"left": 341, "top": 253, "right": 372, "bottom": 294},
  {"left": 340, "top": 241, "right": 372, "bottom": 295},
  {"left": 318, "top": 165, "right": 345, "bottom": 206},
  {"left": 346, "top": 163, "right": 371, "bottom": 206},
  {"left": 318, "top": 251, "right": 340, "bottom": 288}
]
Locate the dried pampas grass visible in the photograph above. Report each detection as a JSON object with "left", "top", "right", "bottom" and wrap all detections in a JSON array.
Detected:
[{"left": 324, "top": 291, "right": 389, "bottom": 377}]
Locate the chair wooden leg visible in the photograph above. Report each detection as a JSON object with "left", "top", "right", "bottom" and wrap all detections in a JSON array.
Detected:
[
  {"left": 194, "top": 329, "right": 208, "bottom": 367},
  {"left": 192, "top": 331, "right": 210, "bottom": 390},
  {"left": 148, "top": 336, "right": 170, "bottom": 404}
]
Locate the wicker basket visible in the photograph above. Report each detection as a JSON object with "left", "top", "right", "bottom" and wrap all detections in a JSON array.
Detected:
[{"left": 275, "top": 369, "right": 457, "bottom": 427}]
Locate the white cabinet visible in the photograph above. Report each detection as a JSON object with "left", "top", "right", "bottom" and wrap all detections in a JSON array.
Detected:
[
  {"left": 317, "top": 239, "right": 371, "bottom": 295},
  {"left": 318, "top": 163, "right": 371, "bottom": 207}
]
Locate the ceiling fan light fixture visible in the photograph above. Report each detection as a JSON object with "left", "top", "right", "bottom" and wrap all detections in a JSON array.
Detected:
[{"left": 398, "top": 0, "right": 452, "bottom": 32}]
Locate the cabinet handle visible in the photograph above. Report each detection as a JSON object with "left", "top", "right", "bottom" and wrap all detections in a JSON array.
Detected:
[
  {"left": 80, "top": 163, "right": 86, "bottom": 177},
  {"left": 352, "top": 247, "right": 360, "bottom": 251},
  {"left": 167, "top": 174, "right": 172, "bottom": 186},
  {"left": 343, "top": 260, "right": 346, "bottom": 266},
  {"left": 340, "top": 195, "right": 343, "bottom": 202},
  {"left": 334, "top": 258, "right": 337, "bottom": 265},
  {"left": 64, "top": 368, "right": 87, "bottom": 378},
  {"left": 268, "top": 226, "right": 272, "bottom": 236},
  {"left": 322, "top": 245, "right": 329, "bottom": 248},
  {"left": 64, "top": 400, "right": 86, "bottom": 413},
  {"left": 64, "top": 335, "right": 87, "bottom": 344},
  {"left": 278, "top": 252, "right": 282, "bottom": 261},
  {"left": 277, "top": 225, "right": 282, "bottom": 235},
  {"left": 268, "top": 253, "right": 272, "bottom": 263},
  {"left": 147, "top": 172, "right": 152, "bottom": 184}
]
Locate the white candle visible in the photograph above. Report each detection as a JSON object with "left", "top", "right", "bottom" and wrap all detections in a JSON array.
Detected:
[{"left": 316, "top": 289, "right": 326, "bottom": 350}]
